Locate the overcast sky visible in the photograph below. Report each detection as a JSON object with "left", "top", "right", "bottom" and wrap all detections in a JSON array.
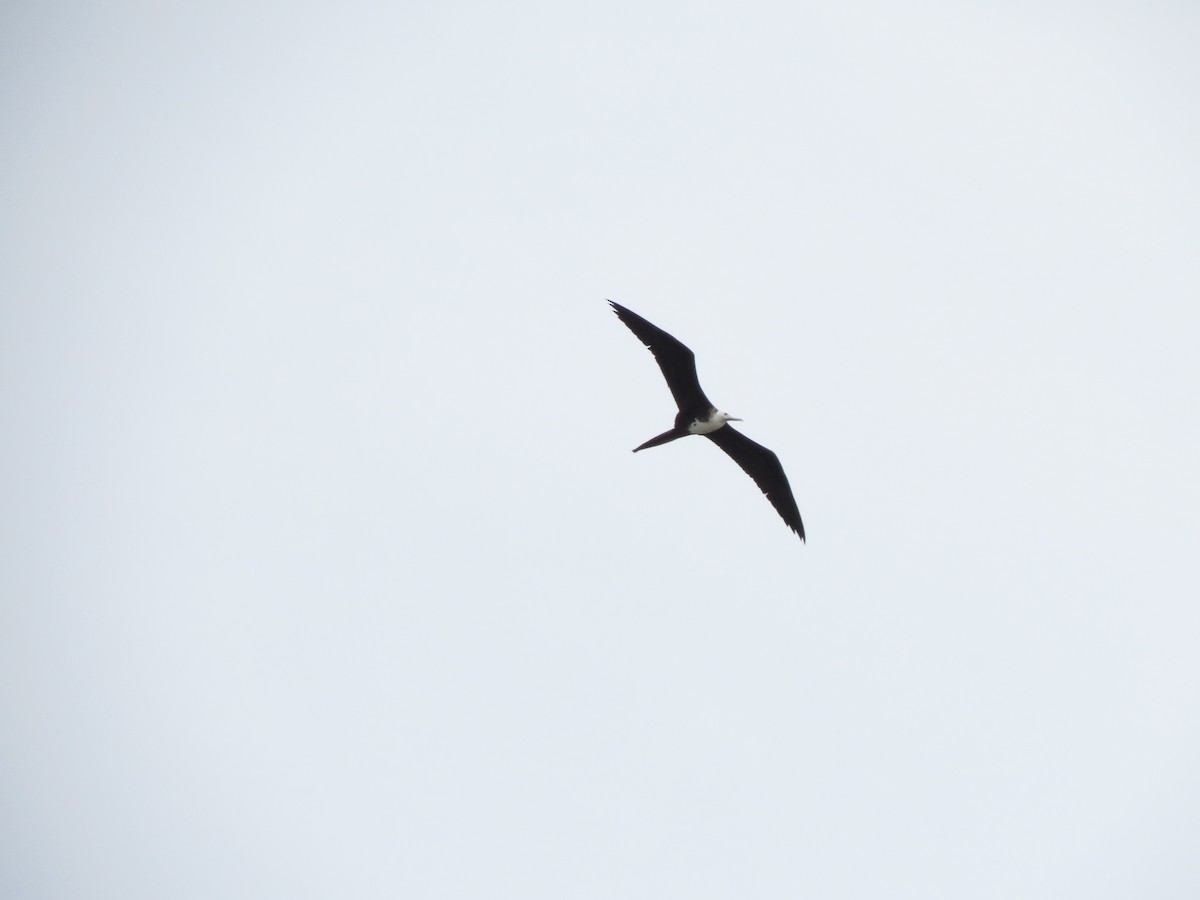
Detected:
[{"left": 3, "top": 2, "right": 1199, "bottom": 898}]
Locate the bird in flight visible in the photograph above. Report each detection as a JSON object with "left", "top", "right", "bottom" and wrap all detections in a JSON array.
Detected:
[{"left": 609, "top": 300, "right": 805, "bottom": 541}]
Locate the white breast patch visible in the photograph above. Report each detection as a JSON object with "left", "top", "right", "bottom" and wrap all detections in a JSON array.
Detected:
[{"left": 688, "top": 412, "right": 728, "bottom": 435}]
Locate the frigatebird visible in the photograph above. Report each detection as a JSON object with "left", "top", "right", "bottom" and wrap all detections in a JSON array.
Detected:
[{"left": 609, "top": 300, "right": 805, "bottom": 541}]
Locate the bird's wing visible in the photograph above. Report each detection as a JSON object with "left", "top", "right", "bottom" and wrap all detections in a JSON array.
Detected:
[
  {"left": 705, "top": 426, "right": 805, "bottom": 540},
  {"left": 608, "top": 300, "right": 711, "bottom": 411}
]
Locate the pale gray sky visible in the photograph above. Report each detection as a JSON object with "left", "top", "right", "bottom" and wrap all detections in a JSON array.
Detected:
[{"left": 3, "top": 2, "right": 1199, "bottom": 898}]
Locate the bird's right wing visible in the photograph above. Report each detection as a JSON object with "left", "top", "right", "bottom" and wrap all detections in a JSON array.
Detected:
[
  {"left": 608, "top": 300, "right": 711, "bottom": 411},
  {"left": 705, "top": 426, "right": 805, "bottom": 540}
]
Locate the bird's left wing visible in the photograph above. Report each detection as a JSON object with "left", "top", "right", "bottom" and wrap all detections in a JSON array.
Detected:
[
  {"left": 608, "top": 300, "right": 711, "bottom": 411},
  {"left": 705, "top": 426, "right": 805, "bottom": 540}
]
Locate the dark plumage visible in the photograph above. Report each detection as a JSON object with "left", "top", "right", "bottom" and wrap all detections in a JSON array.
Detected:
[{"left": 609, "top": 300, "right": 805, "bottom": 541}]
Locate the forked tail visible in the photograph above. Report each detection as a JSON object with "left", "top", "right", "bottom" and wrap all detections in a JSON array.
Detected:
[{"left": 633, "top": 428, "right": 685, "bottom": 453}]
